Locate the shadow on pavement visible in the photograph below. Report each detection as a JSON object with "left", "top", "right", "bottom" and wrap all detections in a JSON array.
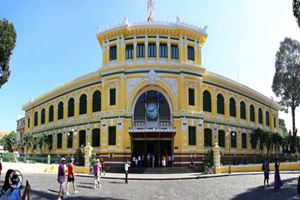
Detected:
[
  {"left": 77, "top": 185, "right": 94, "bottom": 189},
  {"left": 109, "top": 181, "right": 126, "bottom": 184},
  {"left": 31, "top": 189, "right": 128, "bottom": 200},
  {"left": 232, "top": 177, "right": 300, "bottom": 200}
]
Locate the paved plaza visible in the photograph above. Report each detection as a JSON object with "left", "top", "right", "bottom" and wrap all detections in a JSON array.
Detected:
[{"left": 5, "top": 173, "right": 300, "bottom": 200}]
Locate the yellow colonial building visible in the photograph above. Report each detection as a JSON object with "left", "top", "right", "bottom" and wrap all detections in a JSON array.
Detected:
[{"left": 22, "top": 14, "right": 280, "bottom": 166}]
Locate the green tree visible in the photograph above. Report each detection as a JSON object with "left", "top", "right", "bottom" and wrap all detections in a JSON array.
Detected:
[
  {"left": 272, "top": 37, "right": 300, "bottom": 153},
  {"left": 1, "top": 131, "right": 16, "bottom": 152},
  {"left": 21, "top": 133, "right": 34, "bottom": 158},
  {"left": 293, "top": 0, "right": 300, "bottom": 28},
  {"left": 279, "top": 118, "right": 288, "bottom": 137},
  {"left": 271, "top": 133, "right": 283, "bottom": 156},
  {"left": 250, "top": 129, "right": 259, "bottom": 150},
  {"left": 0, "top": 18, "right": 17, "bottom": 88}
]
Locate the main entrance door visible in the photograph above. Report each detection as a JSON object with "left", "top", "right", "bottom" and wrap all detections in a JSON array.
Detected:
[{"left": 132, "top": 139, "right": 172, "bottom": 167}]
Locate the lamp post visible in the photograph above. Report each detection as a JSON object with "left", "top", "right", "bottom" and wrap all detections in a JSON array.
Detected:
[{"left": 226, "top": 128, "right": 235, "bottom": 174}]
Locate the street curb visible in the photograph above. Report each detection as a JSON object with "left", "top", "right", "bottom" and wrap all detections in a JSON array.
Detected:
[{"left": 75, "top": 171, "right": 300, "bottom": 181}]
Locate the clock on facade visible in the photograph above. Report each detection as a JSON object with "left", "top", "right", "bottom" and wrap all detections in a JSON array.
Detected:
[{"left": 146, "top": 102, "right": 159, "bottom": 120}]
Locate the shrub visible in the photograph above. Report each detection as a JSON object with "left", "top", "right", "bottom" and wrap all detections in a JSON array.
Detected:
[
  {"left": 90, "top": 153, "right": 97, "bottom": 166},
  {"left": 2, "top": 152, "right": 16, "bottom": 162}
]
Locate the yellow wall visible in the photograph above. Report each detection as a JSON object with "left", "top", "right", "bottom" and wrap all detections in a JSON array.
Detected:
[{"left": 22, "top": 24, "right": 280, "bottom": 157}]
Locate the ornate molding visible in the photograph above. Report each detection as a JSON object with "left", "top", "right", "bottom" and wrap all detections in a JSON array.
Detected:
[
  {"left": 144, "top": 69, "right": 160, "bottom": 84},
  {"left": 127, "top": 78, "right": 142, "bottom": 99},
  {"left": 162, "top": 78, "right": 178, "bottom": 99}
]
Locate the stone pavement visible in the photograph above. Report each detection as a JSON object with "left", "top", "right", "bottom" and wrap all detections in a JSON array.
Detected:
[
  {"left": 76, "top": 171, "right": 300, "bottom": 180},
  {"left": 9, "top": 173, "right": 300, "bottom": 200}
]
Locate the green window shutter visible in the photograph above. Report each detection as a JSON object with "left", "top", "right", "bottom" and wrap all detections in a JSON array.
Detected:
[
  {"left": 68, "top": 98, "right": 74, "bottom": 117},
  {"left": 188, "top": 88, "right": 195, "bottom": 106},
  {"left": 217, "top": 94, "right": 224, "bottom": 114},
  {"left": 110, "top": 88, "right": 116, "bottom": 105},
  {"left": 188, "top": 126, "right": 196, "bottom": 145},
  {"left": 79, "top": 94, "right": 87, "bottom": 115},
  {"left": 204, "top": 128, "right": 212, "bottom": 147},
  {"left": 79, "top": 130, "right": 86, "bottom": 147},
  {"left": 203, "top": 91, "right": 211, "bottom": 112},
  {"left": 230, "top": 98, "right": 236, "bottom": 117},
  {"left": 92, "top": 91, "right": 101, "bottom": 112},
  {"left": 218, "top": 130, "right": 225, "bottom": 147},
  {"left": 108, "top": 126, "right": 116, "bottom": 145}
]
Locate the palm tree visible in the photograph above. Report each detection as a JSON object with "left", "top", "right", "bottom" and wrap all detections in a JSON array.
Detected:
[
  {"left": 265, "top": 132, "right": 272, "bottom": 156},
  {"left": 272, "top": 133, "right": 283, "bottom": 156},
  {"left": 21, "top": 133, "right": 34, "bottom": 159},
  {"left": 251, "top": 129, "right": 260, "bottom": 150},
  {"left": 1, "top": 133, "right": 16, "bottom": 152},
  {"left": 37, "top": 134, "right": 47, "bottom": 155}
]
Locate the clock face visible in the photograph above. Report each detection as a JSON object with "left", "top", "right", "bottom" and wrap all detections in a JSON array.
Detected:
[{"left": 146, "top": 103, "right": 158, "bottom": 120}]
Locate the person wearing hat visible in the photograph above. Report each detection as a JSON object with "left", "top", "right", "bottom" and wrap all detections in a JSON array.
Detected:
[
  {"left": 57, "top": 157, "right": 66, "bottom": 200},
  {"left": 66, "top": 158, "right": 78, "bottom": 195},
  {"left": 93, "top": 159, "right": 102, "bottom": 189}
]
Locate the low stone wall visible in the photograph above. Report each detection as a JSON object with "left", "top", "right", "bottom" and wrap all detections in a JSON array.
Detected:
[{"left": 215, "top": 162, "right": 300, "bottom": 174}]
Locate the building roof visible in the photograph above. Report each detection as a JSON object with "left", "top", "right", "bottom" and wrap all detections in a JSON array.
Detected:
[{"left": 0, "top": 131, "right": 9, "bottom": 138}]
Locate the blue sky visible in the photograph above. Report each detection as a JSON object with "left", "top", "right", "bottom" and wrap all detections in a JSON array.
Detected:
[{"left": 0, "top": 0, "right": 299, "bottom": 132}]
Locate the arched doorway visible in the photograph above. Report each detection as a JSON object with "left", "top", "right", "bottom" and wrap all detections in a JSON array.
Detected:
[{"left": 130, "top": 90, "right": 175, "bottom": 167}]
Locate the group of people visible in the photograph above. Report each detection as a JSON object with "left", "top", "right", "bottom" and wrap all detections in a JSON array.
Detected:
[
  {"left": 132, "top": 153, "right": 174, "bottom": 168},
  {"left": 262, "top": 158, "right": 283, "bottom": 190},
  {"left": 57, "top": 157, "right": 107, "bottom": 200}
]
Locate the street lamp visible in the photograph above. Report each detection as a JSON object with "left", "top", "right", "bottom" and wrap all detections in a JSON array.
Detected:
[{"left": 226, "top": 128, "right": 235, "bottom": 174}]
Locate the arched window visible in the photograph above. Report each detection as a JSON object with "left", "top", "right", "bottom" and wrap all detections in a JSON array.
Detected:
[
  {"left": 218, "top": 130, "right": 225, "bottom": 148},
  {"left": 47, "top": 135, "right": 53, "bottom": 150},
  {"left": 250, "top": 105, "right": 255, "bottom": 122},
  {"left": 92, "top": 129, "right": 100, "bottom": 147},
  {"left": 92, "top": 91, "right": 101, "bottom": 112},
  {"left": 231, "top": 131, "right": 237, "bottom": 148},
  {"left": 203, "top": 91, "right": 211, "bottom": 112},
  {"left": 79, "top": 94, "right": 87, "bottom": 115},
  {"left": 79, "top": 130, "right": 86, "bottom": 147},
  {"left": 34, "top": 111, "right": 38, "bottom": 126},
  {"left": 49, "top": 105, "right": 54, "bottom": 122},
  {"left": 58, "top": 101, "right": 64, "bottom": 120},
  {"left": 67, "top": 131, "right": 73, "bottom": 148},
  {"left": 258, "top": 108, "right": 263, "bottom": 124},
  {"left": 68, "top": 98, "right": 74, "bottom": 117},
  {"left": 240, "top": 101, "right": 246, "bottom": 120},
  {"left": 242, "top": 133, "right": 247, "bottom": 149},
  {"left": 41, "top": 109, "right": 45, "bottom": 124},
  {"left": 266, "top": 111, "right": 270, "bottom": 126},
  {"left": 204, "top": 128, "right": 212, "bottom": 147},
  {"left": 217, "top": 94, "right": 224, "bottom": 114},
  {"left": 57, "top": 133, "right": 62, "bottom": 149},
  {"left": 229, "top": 98, "right": 236, "bottom": 117}
]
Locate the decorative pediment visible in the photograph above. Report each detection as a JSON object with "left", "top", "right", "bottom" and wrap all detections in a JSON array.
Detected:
[
  {"left": 127, "top": 78, "right": 142, "bottom": 99},
  {"left": 144, "top": 69, "right": 160, "bottom": 84}
]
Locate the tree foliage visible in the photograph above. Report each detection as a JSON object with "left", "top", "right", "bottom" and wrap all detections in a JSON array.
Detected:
[
  {"left": 0, "top": 131, "right": 16, "bottom": 152},
  {"left": 272, "top": 37, "right": 300, "bottom": 153},
  {"left": 21, "top": 132, "right": 34, "bottom": 157},
  {"left": 251, "top": 129, "right": 283, "bottom": 156},
  {"left": 293, "top": 0, "right": 300, "bottom": 28},
  {"left": 0, "top": 18, "right": 16, "bottom": 88}
]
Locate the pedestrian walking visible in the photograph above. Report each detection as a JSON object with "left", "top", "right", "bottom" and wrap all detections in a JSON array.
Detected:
[
  {"left": 274, "top": 159, "right": 282, "bottom": 190},
  {"left": 162, "top": 156, "right": 166, "bottom": 170},
  {"left": 262, "top": 158, "right": 270, "bottom": 187},
  {"left": 93, "top": 159, "right": 102, "bottom": 189},
  {"left": 138, "top": 156, "right": 141, "bottom": 167},
  {"left": 0, "top": 158, "right": 3, "bottom": 176},
  {"left": 124, "top": 160, "right": 130, "bottom": 184},
  {"left": 57, "top": 157, "right": 67, "bottom": 200},
  {"left": 100, "top": 158, "right": 106, "bottom": 175},
  {"left": 66, "top": 158, "right": 78, "bottom": 195},
  {"left": 151, "top": 154, "right": 155, "bottom": 168}
]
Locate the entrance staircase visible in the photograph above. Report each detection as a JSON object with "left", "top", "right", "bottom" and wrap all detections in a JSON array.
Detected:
[{"left": 106, "top": 166, "right": 204, "bottom": 174}]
